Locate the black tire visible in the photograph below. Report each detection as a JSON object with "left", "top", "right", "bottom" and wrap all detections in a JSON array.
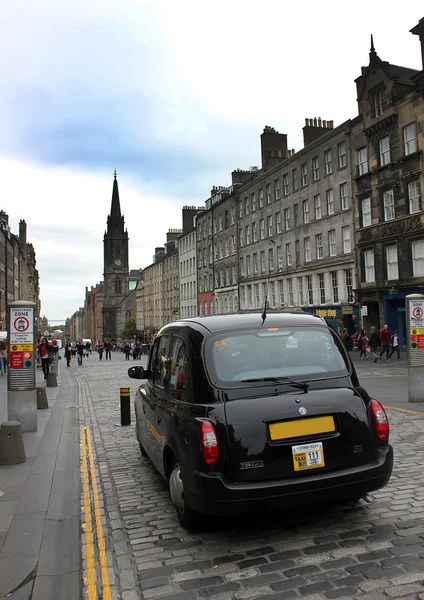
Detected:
[
  {"left": 139, "top": 442, "right": 147, "bottom": 457},
  {"left": 170, "top": 459, "right": 203, "bottom": 532}
]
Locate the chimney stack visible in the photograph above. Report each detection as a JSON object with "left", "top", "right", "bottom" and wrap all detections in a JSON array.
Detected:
[
  {"left": 302, "top": 117, "right": 334, "bottom": 147},
  {"left": 19, "top": 219, "right": 27, "bottom": 246},
  {"left": 260, "top": 126, "right": 288, "bottom": 172}
]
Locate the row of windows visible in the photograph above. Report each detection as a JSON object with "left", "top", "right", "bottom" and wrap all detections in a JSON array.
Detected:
[
  {"left": 144, "top": 296, "right": 179, "bottom": 311},
  {"left": 199, "top": 301, "right": 214, "bottom": 316},
  {"left": 239, "top": 269, "right": 354, "bottom": 309},
  {"left": 239, "top": 227, "right": 352, "bottom": 276},
  {"left": 198, "top": 208, "right": 236, "bottom": 240},
  {"left": 180, "top": 280, "right": 197, "bottom": 300},
  {"left": 180, "top": 256, "right": 196, "bottom": 278},
  {"left": 238, "top": 143, "right": 347, "bottom": 216},
  {"left": 363, "top": 239, "right": 424, "bottom": 283},
  {"left": 238, "top": 185, "right": 349, "bottom": 247},
  {"left": 180, "top": 305, "right": 197, "bottom": 318},
  {"left": 199, "top": 236, "right": 237, "bottom": 267},
  {"left": 164, "top": 255, "right": 178, "bottom": 271},
  {"left": 356, "top": 123, "right": 418, "bottom": 176},
  {"left": 360, "top": 180, "right": 422, "bottom": 227},
  {"left": 239, "top": 179, "right": 349, "bottom": 221},
  {"left": 179, "top": 232, "right": 196, "bottom": 254}
]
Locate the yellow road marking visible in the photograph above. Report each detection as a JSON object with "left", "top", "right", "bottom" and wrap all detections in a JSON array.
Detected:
[
  {"left": 384, "top": 404, "right": 424, "bottom": 416},
  {"left": 80, "top": 427, "right": 97, "bottom": 600},
  {"left": 85, "top": 427, "right": 112, "bottom": 600}
]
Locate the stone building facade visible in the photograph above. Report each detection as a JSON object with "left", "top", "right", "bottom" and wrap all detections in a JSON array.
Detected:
[
  {"left": 179, "top": 220, "right": 198, "bottom": 319},
  {"left": 237, "top": 122, "right": 358, "bottom": 334},
  {"left": 162, "top": 233, "right": 180, "bottom": 325},
  {"left": 351, "top": 20, "right": 424, "bottom": 344},
  {"left": 0, "top": 212, "right": 40, "bottom": 333}
]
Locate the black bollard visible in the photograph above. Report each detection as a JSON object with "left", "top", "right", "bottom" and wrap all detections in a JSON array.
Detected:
[{"left": 120, "top": 387, "right": 131, "bottom": 426}]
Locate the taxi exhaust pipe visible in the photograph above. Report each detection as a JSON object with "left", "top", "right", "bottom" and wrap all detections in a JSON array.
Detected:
[{"left": 362, "top": 494, "right": 375, "bottom": 504}]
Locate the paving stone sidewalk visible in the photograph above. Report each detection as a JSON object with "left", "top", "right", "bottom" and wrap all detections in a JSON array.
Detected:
[
  {"left": 0, "top": 362, "right": 80, "bottom": 599},
  {"left": 76, "top": 352, "right": 424, "bottom": 600}
]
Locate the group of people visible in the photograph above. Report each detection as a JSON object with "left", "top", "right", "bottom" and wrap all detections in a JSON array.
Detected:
[
  {"left": 353, "top": 324, "right": 400, "bottom": 363},
  {"left": 37, "top": 337, "right": 60, "bottom": 379},
  {"left": 96, "top": 341, "right": 113, "bottom": 360}
]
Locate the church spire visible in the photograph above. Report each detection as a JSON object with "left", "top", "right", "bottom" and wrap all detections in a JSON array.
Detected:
[{"left": 110, "top": 170, "right": 121, "bottom": 221}]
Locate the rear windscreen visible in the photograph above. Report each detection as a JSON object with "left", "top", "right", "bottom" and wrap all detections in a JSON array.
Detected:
[{"left": 205, "top": 326, "right": 349, "bottom": 387}]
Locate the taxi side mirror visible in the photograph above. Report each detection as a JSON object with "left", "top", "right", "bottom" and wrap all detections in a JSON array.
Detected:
[{"left": 128, "top": 366, "right": 148, "bottom": 379}]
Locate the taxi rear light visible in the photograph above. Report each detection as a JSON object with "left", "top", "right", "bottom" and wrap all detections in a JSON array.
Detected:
[
  {"left": 369, "top": 400, "right": 389, "bottom": 442},
  {"left": 200, "top": 420, "right": 219, "bottom": 466}
]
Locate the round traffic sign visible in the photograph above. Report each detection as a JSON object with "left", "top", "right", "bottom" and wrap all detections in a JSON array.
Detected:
[
  {"left": 412, "top": 306, "right": 423, "bottom": 319},
  {"left": 14, "top": 316, "right": 29, "bottom": 332}
]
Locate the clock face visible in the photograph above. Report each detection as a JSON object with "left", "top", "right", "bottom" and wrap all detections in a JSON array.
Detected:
[{"left": 114, "top": 259, "right": 122, "bottom": 267}]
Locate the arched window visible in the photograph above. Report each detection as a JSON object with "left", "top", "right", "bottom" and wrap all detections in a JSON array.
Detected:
[
  {"left": 229, "top": 296, "right": 234, "bottom": 313},
  {"left": 215, "top": 299, "right": 219, "bottom": 314},
  {"left": 224, "top": 297, "right": 228, "bottom": 314}
]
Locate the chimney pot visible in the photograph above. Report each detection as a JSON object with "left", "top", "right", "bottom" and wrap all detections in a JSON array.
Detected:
[
  {"left": 323, "top": 120, "right": 327, "bottom": 127},
  {"left": 313, "top": 117, "right": 317, "bottom": 127},
  {"left": 318, "top": 117, "right": 322, "bottom": 127},
  {"left": 305, "top": 118, "right": 308, "bottom": 126}
]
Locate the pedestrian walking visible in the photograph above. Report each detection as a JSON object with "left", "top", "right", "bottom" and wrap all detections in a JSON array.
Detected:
[
  {"left": 38, "top": 337, "right": 52, "bottom": 380},
  {"left": 0, "top": 339, "right": 7, "bottom": 375},
  {"left": 75, "top": 339, "right": 85, "bottom": 366},
  {"left": 124, "top": 343, "right": 131, "bottom": 360},
  {"left": 390, "top": 330, "right": 401, "bottom": 359},
  {"left": 368, "top": 326, "right": 381, "bottom": 363},
  {"left": 105, "top": 341, "right": 112, "bottom": 360},
  {"left": 379, "top": 324, "right": 391, "bottom": 360},
  {"left": 341, "top": 328, "right": 349, "bottom": 352},
  {"left": 98, "top": 341, "right": 103, "bottom": 360},
  {"left": 358, "top": 329, "right": 369, "bottom": 359},
  {"left": 64, "top": 343, "right": 72, "bottom": 367}
]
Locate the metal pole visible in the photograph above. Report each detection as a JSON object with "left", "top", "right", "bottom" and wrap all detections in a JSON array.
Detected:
[{"left": 120, "top": 387, "right": 131, "bottom": 426}]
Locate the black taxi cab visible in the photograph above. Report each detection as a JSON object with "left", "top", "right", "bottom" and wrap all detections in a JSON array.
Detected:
[{"left": 128, "top": 312, "right": 393, "bottom": 530}]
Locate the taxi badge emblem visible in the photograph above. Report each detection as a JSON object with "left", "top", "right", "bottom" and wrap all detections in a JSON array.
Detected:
[{"left": 299, "top": 407, "right": 307, "bottom": 416}]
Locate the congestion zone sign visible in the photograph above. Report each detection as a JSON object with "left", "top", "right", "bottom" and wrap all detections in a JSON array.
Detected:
[{"left": 14, "top": 316, "right": 30, "bottom": 332}]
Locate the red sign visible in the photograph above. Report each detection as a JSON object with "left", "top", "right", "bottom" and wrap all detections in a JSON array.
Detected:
[
  {"left": 10, "top": 352, "right": 24, "bottom": 368},
  {"left": 418, "top": 335, "right": 424, "bottom": 349}
]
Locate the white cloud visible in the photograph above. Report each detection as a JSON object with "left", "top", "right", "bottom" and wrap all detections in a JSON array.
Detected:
[
  {"left": 0, "top": 158, "right": 181, "bottom": 319},
  {"left": 0, "top": 0, "right": 423, "bottom": 323}
]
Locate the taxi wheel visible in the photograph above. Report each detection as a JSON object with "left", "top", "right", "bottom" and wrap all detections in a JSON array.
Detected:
[
  {"left": 139, "top": 442, "right": 147, "bottom": 457},
  {"left": 170, "top": 459, "right": 203, "bottom": 532}
]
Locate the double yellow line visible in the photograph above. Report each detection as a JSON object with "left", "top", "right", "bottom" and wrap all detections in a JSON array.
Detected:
[{"left": 81, "top": 426, "right": 112, "bottom": 600}]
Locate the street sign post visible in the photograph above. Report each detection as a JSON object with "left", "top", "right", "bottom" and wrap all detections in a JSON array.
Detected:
[
  {"left": 406, "top": 293, "right": 424, "bottom": 402},
  {"left": 7, "top": 301, "right": 37, "bottom": 432}
]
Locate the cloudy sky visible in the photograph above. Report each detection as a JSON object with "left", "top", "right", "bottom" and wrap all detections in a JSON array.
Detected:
[{"left": 0, "top": 1, "right": 423, "bottom": 322}]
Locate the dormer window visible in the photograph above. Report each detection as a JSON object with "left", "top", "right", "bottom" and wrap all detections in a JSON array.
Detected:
[{"left": 372, "top": 90, "right": 384, "bottom": 118}]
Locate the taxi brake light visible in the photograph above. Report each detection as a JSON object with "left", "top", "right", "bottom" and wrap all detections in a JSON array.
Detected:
[
  {"left": 369, "top": 400, "right": 389, "bottom": 442},
  {"left": 200, "top": 420, "right": 219, "bottom": 466}
]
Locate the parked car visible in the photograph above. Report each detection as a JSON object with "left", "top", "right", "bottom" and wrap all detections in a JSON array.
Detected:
[{"left": 128, "top": 312, "right": 393, "bottom": 530}]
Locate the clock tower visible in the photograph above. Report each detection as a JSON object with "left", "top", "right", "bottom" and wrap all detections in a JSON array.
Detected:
[{"left": 103, "top": 171, "right": 129, "bottom": 340}]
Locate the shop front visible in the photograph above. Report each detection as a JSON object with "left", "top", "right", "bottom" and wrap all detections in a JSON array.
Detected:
[
  {"left": 381, "top": 287, "right": 424, "bottom": 348},
  {"left": 302, "top": 305, "right": 361, "bottom": 349}
]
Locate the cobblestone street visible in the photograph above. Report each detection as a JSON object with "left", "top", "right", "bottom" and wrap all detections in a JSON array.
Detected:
[{"left": 75, "top": 352, "right": 424, "bottom": 600}]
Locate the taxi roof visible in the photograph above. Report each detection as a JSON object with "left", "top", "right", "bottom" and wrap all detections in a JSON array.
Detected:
[{"left": 166, "top": 311, "right": 326, "bottom": 335}]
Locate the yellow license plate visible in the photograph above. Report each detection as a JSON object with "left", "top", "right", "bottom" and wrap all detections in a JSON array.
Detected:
[
  {"left": 269, "top": 415, "right": 335, "bottom": 441},
  {"left": 292, "top": 442, "right": 325, "bottom": 471}
]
